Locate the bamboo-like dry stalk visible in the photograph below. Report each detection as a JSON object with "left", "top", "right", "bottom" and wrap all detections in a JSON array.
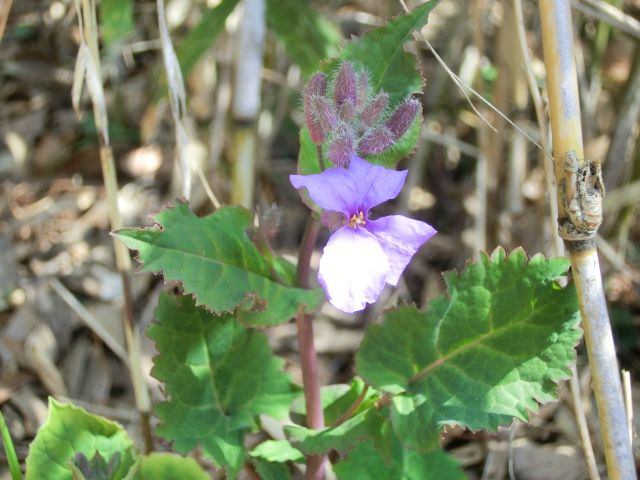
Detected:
[
  {"left": 538, "top": 2, "right": 636, "bottom": 478},
  {"left": 73, "top": 0, "right": 152, "bottom": 452},
  {"left": 231, "top": 0, "right": 265, "bottom": 208},
  {"left": 157, "top": 0, "right": 192, "bottom": 200}
]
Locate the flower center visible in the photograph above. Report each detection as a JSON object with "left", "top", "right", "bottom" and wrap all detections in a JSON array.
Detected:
[{"left": 348, "top": 211, "right": 366, "bottom": 229}]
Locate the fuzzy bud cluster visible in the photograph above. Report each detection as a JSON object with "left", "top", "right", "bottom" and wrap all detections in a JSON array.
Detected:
[{"left": 303, "top": 62, "right": 422, "bottom": 167}]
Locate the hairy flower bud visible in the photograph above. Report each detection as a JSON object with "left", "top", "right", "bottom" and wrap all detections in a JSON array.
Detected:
[
  {"left": 338, "top": 100, "right": 356, "bottom": 121},
  {"left": 310, "top": 96, "right": 338, "bottom": 142},
  {"left": 356, "top": 71, "right": 369, "bottom": 111},
  {"left": 334, "top": 62, "right": 357, "bottom": 108},
  {"left": 386, "top": 98, "right": 421, "bottom": 139},
  {"left": 327, "top": 128, "right": 355, "bottom": 167},
  {"left": 304, "top": 73, "right": 328, "bottom": 143},
  {"left": 361, "top": 93, "right": 388, "bottom": 127},
  {"left": 305, "top": 72, "right": 327, "bottom": 100},
  {"left": 358, "top": 126, "right": 395, "bottom": 155}
]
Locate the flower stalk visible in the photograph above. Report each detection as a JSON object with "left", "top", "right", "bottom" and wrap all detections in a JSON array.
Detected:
[
  {"left": 538, "top": 1, "right": 635, "bottom": 478},
  {"left": 295, "top": 217, "right": 325, "bottom": 480}
]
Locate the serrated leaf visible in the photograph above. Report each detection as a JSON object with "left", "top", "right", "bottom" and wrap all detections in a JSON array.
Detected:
[
  {"left": 250, "top": 440, "right": 303, "bottom": 463},
  {"left": 25, "top": 399, "right": 135, "bottom": 480},
  {"left": 356, "top": 248, "right": 582, "bottom": 446},
  {"left": 115, "top": 203, "right": 323, "bottom": 326},
  {"left": 298, "top": 1, "right": 437, "bottom": 174},
  {"left": 125, "top": 453, "right": 209, "bottom": 480},
  {"left": 334, "top": 441, "right": 465, "bottom": 480},
  {"left": 266, "top": 0, "right": 340, "bottom": 75},
  {"left": 176, "top": 0, "right": 239, "bottom": 77},
  {"left": 149, "top": 293, "right": 299, "bottom": 474}
]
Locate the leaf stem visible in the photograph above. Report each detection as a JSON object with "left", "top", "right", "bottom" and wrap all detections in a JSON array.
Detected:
[
  {"left": 539, "top": 2, "right": 635, "bottom": 478},
  {"left": 331, "top": 385, "right": 370, "bottom": 427},
  {"left": 295, "top": 217, "right": 325, "bottom": 480}
]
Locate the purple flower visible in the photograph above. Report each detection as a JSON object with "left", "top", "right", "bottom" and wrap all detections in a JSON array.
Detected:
[{"left": 290, "top": 155, "right": 436, "bottom": 313}]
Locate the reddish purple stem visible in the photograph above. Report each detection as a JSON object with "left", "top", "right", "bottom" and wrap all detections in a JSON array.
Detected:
[{"left": 296, "top": 218, "right": 326, "bottom": 480}]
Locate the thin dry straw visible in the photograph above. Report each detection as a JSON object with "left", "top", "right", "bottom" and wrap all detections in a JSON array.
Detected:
[{"left": 157, "top": 0, "right": 192, "bottom": 200}]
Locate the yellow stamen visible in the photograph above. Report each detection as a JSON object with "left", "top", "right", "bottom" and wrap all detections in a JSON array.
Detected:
[{"left": 348, "top": 211, "right": 366, "bottom": 229}]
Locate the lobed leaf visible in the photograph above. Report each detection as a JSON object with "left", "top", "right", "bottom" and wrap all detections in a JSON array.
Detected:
[
  {"left": 298, "top": 1, "right": 437, "bottom": 174},
  {"left": 356, "top": 248, "right": 582, "bottom": 449},
  {"left": 149, "top": 293, "right": 299, "bottom": 474},
  {"left": 25, "top": 399, "right": 135, "bottom": 480},
  {"left": 334, "top": 441, "right": 466, "bottom": 480},
  {"left": 115, "top": 203, "right": 323, "bottom": 327}
]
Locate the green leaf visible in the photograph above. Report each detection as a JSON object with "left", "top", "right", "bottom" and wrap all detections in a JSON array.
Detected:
[
  {"left": 334, "top": 441, "right": 465, "bottom": 480},
  {"left": 0, "top": 409, "right": 22, "bottom": 480},
  {"left": 125, "top": 453, "right": 209, "bottom": 480},
  {"left": 297, "top": 1, "right": 437, "bottom": 174},
  {"left": 99, "top": 0, "right": 134, "bottom": 51},
  {"left": 326, "top": 1, "right": 437, "bottom": 105},
  {"left": 176, "top": 0, "right": 239, "bottom": 77},
  {"left": 149, "top": 293, "right": 299, "bottom": 473},
  {"left": 286, "top": 409, "right": 385, "bottom": 456},
  {"left": 25, "top": 399, "right": 135, "bottom": 480},
  {"left": 249, "top": 440, "right": 303, "bottom": 463},
  {"left": 115, "top": 203, "right": 323, "bottom": 327},
  {"left": 356, "top": 248, "right": 582, "bottom": 448},
  {"left": 253, "top": 460, "right": 291, "bottom": 480},
  {"left": 266, "top": 0, "right": 340, "bottom": 76},
  {"left": 290, "top": 378, "right": 377, "bottom": 425}
]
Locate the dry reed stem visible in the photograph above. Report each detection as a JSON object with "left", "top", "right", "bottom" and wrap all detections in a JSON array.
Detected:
[
  {"left": 157, "top": 0, "right": 193, "bottom": 200},
  {"left": 622, "top": 370, "right": 633, "bottom": 446},
  {"left": 231, "top": 0, "right": 265, "bottom": 208},
  {"left": 604, "top": 50, "right": 640, "bottom": 189},
  {"left": 73, "top": 0, "right": 152, "bottom": 452},
  {"left": 539, "top": 1, "right": 636, "bottom": 478},
  {"left": 512, "top": 1, "right": 601, "bottom": 475},
  {"left": 0, "top": 0, "right": 13, "bottom": 43},
  {"left": 571, "top": 0, "right": 640, "bottom": 40}
]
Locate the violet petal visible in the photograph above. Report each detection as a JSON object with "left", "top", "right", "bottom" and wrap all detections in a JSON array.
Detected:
[
  {"left": 318, "top": 226, "right": 389, "bottom": 313},
  {"left": 348, "top": 155, "right": 408, "bottom": 209},
  {"left": 366, "top": 215, "right": 437, "bottom": 285},
  {"left": 290, "top": 169, "right": 358, "bottom": 213}
]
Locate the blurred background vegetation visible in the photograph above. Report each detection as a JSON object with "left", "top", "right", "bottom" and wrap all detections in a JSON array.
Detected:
[{"left": 0, "top": 0, "right": 639, "bottom": 477}]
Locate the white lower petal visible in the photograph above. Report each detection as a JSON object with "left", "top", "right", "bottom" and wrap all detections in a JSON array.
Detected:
[
  {"left": 367, "top": 216, "right": 437, "bottom": 285},
  {"left": 318, "top": 227, "right": 389, "bottom": 313}
]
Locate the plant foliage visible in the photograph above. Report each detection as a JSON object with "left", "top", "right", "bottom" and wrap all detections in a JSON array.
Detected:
[
  {"left": 298, "top": 1, "right": 438, "bottom": 174},
  {"left": 148, "top": 293, "right": 299, "bottom": 474},
  {"left": 115, "top": 203, "right": 323, "bottom": 326}
]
